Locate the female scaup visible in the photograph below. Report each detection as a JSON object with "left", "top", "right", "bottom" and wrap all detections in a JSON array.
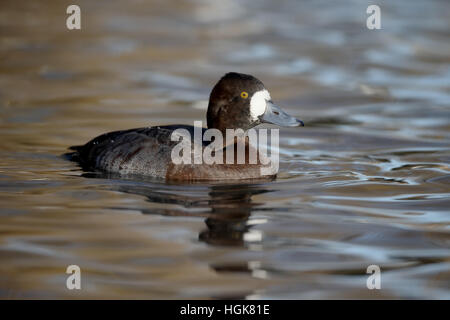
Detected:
[{"left": 68, "top": 72, "right": 303, "bottom": 181}]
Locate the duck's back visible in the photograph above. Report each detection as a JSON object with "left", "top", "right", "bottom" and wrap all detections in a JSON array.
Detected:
[{"left": 70, "top": 125, "right": 201, "bottom": 178}]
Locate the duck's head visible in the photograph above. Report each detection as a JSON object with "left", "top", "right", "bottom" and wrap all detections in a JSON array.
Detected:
[{"left": 207, "top": 72, "right": 304, "bottom": 133}]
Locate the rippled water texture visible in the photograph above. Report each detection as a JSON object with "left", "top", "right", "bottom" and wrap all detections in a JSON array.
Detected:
[{"left": 0, "top": 0, "right": 449, "bottom": 299}]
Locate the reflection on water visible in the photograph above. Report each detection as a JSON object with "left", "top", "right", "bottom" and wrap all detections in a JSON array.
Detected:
[
  {"left": 121, "top": 182, "right": 267, "bottom": 247},
  {"left": 0, "top": 0, "right": 449, "bottom": 299},
  {"left": 82, "top": 171, "right": 269, "bottom": 248}
]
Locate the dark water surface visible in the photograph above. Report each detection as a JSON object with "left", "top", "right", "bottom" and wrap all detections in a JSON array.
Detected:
[{"left": 0, "top": 0, "right": 449, "bottom": 298}]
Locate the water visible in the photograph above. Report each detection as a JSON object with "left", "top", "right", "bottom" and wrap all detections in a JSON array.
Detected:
[{"left": 0, "top": 0, "right": 449, "bottom": 299}]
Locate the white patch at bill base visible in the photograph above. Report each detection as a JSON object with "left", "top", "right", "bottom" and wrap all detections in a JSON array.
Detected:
[{"left": 250, "top": 89, "right": 271, "bottom": 120}]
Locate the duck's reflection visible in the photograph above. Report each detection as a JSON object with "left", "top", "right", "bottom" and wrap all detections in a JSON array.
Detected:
[
  {"left": 108, "top": 178, "right": 271, "bottom": 247},
  {"left": 198, "top": 185, "right": 264, "bottom": 247}
]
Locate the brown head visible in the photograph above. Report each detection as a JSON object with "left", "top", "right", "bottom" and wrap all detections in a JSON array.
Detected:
[{"left": 206, "top": 72, "right": 304, "bottom": 133}]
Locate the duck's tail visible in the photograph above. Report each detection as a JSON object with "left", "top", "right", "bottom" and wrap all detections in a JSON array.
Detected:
[
  {"left": 63, "top": 145, "right": 83, "bottom": 161},
  {"left": 68, "top": 145, "right": 83, "bottom": 151}
]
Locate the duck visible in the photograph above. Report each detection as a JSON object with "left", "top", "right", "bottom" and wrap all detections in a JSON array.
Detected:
[{"left": 68, "top": 72, "right": 304, "bottom": 181}]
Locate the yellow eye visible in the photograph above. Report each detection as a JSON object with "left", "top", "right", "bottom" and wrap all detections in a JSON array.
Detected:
[{"left": 240, "top": 91, "right": 248, "bottom": 99}]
